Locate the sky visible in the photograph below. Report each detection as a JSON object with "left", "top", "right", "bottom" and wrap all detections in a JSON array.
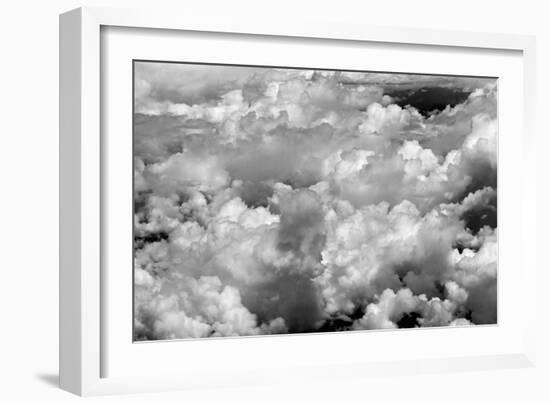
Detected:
[{"left": 133, "top": 62, "right": 497, "bottom": 340}]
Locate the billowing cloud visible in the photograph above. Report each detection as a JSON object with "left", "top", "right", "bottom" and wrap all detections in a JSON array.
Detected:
[{"left": 133, "top": 61, "right": 497, "bottom": 340}]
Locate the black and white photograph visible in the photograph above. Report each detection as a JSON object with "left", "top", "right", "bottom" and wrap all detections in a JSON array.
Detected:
[{"left": 133, "top": 61, "right": 498, "bottom": 341}]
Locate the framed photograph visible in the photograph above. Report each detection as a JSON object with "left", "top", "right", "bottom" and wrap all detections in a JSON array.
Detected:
[{"left": 59, "top": 6, "right": 537, "bottom": 396}]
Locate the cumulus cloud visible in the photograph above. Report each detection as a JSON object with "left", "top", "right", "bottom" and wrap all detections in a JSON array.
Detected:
[{"left": 133, "top": 61, "right": 498, "bottom": 340}]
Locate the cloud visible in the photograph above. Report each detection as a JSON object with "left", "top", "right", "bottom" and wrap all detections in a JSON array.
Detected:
[
  {"left": 135, "top": 275, "right": 288, "bottom": 339},
  {"left": 133, "top": 63, "right": 498, "bottom": 339},
  {"left": 353, "top": 288, "right": 420, "bottom": 330},
  {"left": 146, "top": 152, "right": 231, "bottom": 195},
  {"left": 134, "top": 62, "right": 266, "bottom": 107}
]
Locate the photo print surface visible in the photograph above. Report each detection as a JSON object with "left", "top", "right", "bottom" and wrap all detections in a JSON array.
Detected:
[{"left": 133, "top": 61, "right": 497, "bottom": 341}]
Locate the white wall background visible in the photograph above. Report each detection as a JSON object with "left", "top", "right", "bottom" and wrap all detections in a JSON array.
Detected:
[{"left": 0, "top": 0, "right": 547, "bottom": 401}]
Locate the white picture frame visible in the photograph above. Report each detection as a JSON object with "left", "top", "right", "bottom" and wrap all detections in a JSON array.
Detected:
[{"left": 59, "top": 6, "right": 537, "bottom": 396}]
